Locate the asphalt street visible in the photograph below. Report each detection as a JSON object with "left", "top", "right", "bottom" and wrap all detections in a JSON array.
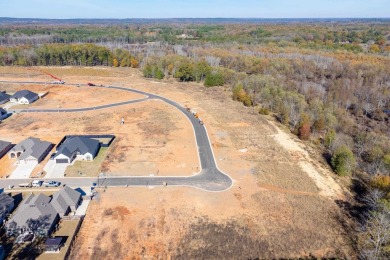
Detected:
[{"left": 0, "top": 83, "right": 233, "bottom": 192}]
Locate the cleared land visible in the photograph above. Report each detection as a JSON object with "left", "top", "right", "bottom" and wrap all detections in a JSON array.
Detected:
[
  {"left": 1, "top": 67, "right": 352, "bottom": 258},
  {"left": 1, "top": 84, "right": 145, "bottom": 109}
]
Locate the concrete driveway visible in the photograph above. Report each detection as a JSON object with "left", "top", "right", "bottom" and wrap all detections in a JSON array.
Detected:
[
  {"left": 10, "top": 162, "right": 37, "bottom": 179},
  {"left": 44, "top": 160, "right": 68, "bottom": 178}
]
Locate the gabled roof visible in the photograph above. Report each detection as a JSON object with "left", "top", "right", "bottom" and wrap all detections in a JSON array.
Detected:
[
  {"left": 9, "top": 193, "right": 58, "bottom": 231},
  {"left": 0, "top": 92, "right": 10, "bottom": 102},
  {"left": 10, "top": 90, "right": 38, "bottom": 102},
  {"left": 0, "top": 140, "right": 11, "bottom": 152},
  {"left": 56, "top": 137, "right": 100, "bottom": 158},
  {"left": 11, "top": 137, "right": 52, "bottom": 161},
  {"left": 51, "top": 187, "right": 81, "bottom": 214}
]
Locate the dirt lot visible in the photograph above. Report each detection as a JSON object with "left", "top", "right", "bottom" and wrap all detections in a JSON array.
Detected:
[
  {"left": 1, "top": 67, "right": 353, "bottom": 258},
  {"left": 1, "top": 84, "right": 145, "bottom": 109},
  {"left": 0, "top": 68, "right": 198, "bottom": 177}
]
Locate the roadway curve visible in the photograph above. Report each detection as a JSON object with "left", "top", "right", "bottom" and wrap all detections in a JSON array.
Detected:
[{"left": 3, "top": 84, "right": 233, "bottom": 192}]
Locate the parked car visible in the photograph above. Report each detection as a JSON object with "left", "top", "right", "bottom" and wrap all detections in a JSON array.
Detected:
[
  {"left": 18, "top": 182, "right": 32, "bottom": 188},
  {"left": 43, "top": 181, "right": 61, "bottom": 187},
  {"left": 87, "top": 83, "right": 96, "bottom": 86},
  {"left": 32, "top": 180, "right": 43, "bottom": 187}
]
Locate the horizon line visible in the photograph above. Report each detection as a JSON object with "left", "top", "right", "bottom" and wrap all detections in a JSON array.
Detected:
[{"left": 1, "top": 17, "right": 390, "bottom": 20}]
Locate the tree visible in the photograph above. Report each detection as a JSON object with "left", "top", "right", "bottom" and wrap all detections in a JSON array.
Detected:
[
  {"left": 331, "top": 145, "right": 356, "bottom": 176},
  {"left": 130, "top": 58, "right": 139, "bottom": 68},
  {"left": 297, "top": 112, "right": 311, "bottom": 140},
  {"left": 324, "top": 129, "right": 336, "bottom": 151},
  {"left": 204, "top": 72, "right": 224, "bottom": 87},
  {"left": 384, "top": 154, "right": 390, "bottom": 173},
  {"left": 232, "top": 84, "right": 252, "bottom": 106},
  {"left": 175, "top": 62, "right": 194, "bottom": 82},
  {"left": 194, "top": 60, "right": 211, "bottom": 82}
]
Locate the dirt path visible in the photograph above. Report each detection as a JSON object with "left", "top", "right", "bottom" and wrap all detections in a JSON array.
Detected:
[{"left": 268, "top": 121, "right": 344, "bottom": 199}]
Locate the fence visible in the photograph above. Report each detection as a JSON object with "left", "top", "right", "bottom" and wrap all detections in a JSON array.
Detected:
[
  {"left": 64, "top": 216, "right": 84, "bottom": 260},
  {"left": 56, "top": 134, "right": 116, "bottom": 149}
]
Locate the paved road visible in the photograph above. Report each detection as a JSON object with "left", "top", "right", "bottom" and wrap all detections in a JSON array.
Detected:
[{"left": 1, "top": 83, "right": 233, "bottom": 192}]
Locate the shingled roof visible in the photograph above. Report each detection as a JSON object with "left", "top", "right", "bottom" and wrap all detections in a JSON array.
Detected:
[
  {"left": 0, "top": 140, "right": 11, "bottom": 152},
  {"left": 56, "top": 136, "right": 100, "bottom": 158},
  {"left": 10, "top": 90, "right": 38, "bottom": 102},
  {"left": 51, "top": 186, "right": 81, "bottom": 215},
  {"left": 9, "top": 193, "right": 58, "bottom": 233},
  {"left": 0, "top": 92, "right": 10, "bottom": 103},
  {"left": 0, "top": 108, "right": 7, "bottom": 116},
  {"left": 11, "top": 137, "right": 52, "bottom": 161}
]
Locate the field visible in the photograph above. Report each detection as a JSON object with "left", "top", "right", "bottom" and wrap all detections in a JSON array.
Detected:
[{"left": 0, "top": 67, "right": 353, "bottom": 258}]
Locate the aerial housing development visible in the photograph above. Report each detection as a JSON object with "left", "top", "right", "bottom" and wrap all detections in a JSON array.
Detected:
[{"left": 0, "top": 0, "right": 389, "bottom": 258}]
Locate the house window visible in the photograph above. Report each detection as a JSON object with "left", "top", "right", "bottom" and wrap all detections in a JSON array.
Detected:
[
  {"left": 17, "top": 152, "right": 22, "bottom": 157},
  {"left": 10, "top": 153, "right": 15, "bottom": 158},
  {"left": 85, "top": 155, "right": 92, "bottom": 161}
]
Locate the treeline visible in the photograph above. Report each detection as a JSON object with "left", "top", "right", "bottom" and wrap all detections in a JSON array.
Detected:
[
  {"left": 0, "top": 44, "right": 138, "bottom": 67},
  {"left": 1, "top": 22, "right": 389, "bottom": 55},
  {"left": 143, "top": 55, "right": 226, "bottom": 87}
]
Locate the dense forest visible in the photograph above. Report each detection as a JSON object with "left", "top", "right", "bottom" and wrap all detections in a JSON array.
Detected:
[{"left": 1, "top": 20, "right": 390, "bottom": 258}]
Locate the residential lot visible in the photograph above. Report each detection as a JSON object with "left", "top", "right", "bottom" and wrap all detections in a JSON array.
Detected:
[
  {"left": 1, "top": 67, "right": 352, "bottom": 258},
  {"left": 64, "top": 148, "right": 108, "bottom": 177},
  {"left": 37, "top": 219, "right": 81, "bottom": 260}
]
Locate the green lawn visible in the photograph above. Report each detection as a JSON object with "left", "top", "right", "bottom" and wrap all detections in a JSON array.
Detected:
[{"left": 64, "top": 147, "right": 108, "bottom": 177}]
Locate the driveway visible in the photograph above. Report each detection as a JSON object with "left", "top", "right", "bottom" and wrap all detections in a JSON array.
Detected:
[
  {"left": 10, "top": 162, "right": 37, "bottom": 179},
  {"left": 44, "top": 160, "right": 68, "bottom": 178}
]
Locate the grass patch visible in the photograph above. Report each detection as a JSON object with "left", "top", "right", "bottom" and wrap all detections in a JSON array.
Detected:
[{"left": 64, "top": 147, "right": 108, "bottom": 177}]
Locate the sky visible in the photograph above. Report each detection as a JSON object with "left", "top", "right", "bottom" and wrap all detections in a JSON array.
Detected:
[{"left": 0, "top": 0, "right": 389, "bottom": 19}]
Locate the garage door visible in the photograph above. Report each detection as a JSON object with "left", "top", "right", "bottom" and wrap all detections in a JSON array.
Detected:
[{"left": 56, "top": 159, "right": 69, "bottom": 164}]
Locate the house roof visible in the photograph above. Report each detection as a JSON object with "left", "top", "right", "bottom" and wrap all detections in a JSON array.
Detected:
[
  {"left": 7, "top": 187, "right": 82, "bottom": 234},
  {"left": 51, "top": 186, "right": 81, "bottom": 214},
  {"left": 56, "top": 136, "right": 100, "bottom": 158},
  {"left": 0, "top": 108, "right": 6, "bottom": 115},
  {"left": 0, "top": 192, "right": 14, "bottom": 216},
  {"left": 0, "top": 92, "right": 10, "bottom": 103},
  {"left": 45, "top": 237, "right": 63, "bottom": 247},
  {"left": 9, "top": 193, "right": 58, "bottom": 231},
  {"left": 0, "top": 140, "right": 11, "bottom": 153},
  {"left": 10, "top": 137, "right": 52, "bottom": 161},
  {"left": 10, "top": 90, "right": 38, "bottom": 102}
]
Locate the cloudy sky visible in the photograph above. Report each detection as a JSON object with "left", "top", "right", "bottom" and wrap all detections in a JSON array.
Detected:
[{"left": 0, "top": 0, "right": 389, "bottom": 19}]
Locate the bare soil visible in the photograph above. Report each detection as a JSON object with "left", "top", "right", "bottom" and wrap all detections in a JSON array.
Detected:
[{"left": 0, "top": 67, "right": 353, "bottom": 258}]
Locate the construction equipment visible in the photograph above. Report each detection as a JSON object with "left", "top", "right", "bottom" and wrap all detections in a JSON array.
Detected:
[{"left": 27, "top": 68, "right": 64, "bottom": 83}]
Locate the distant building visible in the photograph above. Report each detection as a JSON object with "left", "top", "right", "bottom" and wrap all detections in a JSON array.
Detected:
[
  {"left": 8, "top": 137, "right": 53, "bottom": 164},
  {"left": 9, "top": 90, "right": 39, "bottom": 104}
]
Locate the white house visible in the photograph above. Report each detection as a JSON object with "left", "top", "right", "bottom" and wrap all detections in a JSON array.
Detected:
[
  {"left": 54, "top": 136, "right": 100, "bottom": 164},
  {"left": 10, "top": 90, "right": 39, "bottom": 104}
]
